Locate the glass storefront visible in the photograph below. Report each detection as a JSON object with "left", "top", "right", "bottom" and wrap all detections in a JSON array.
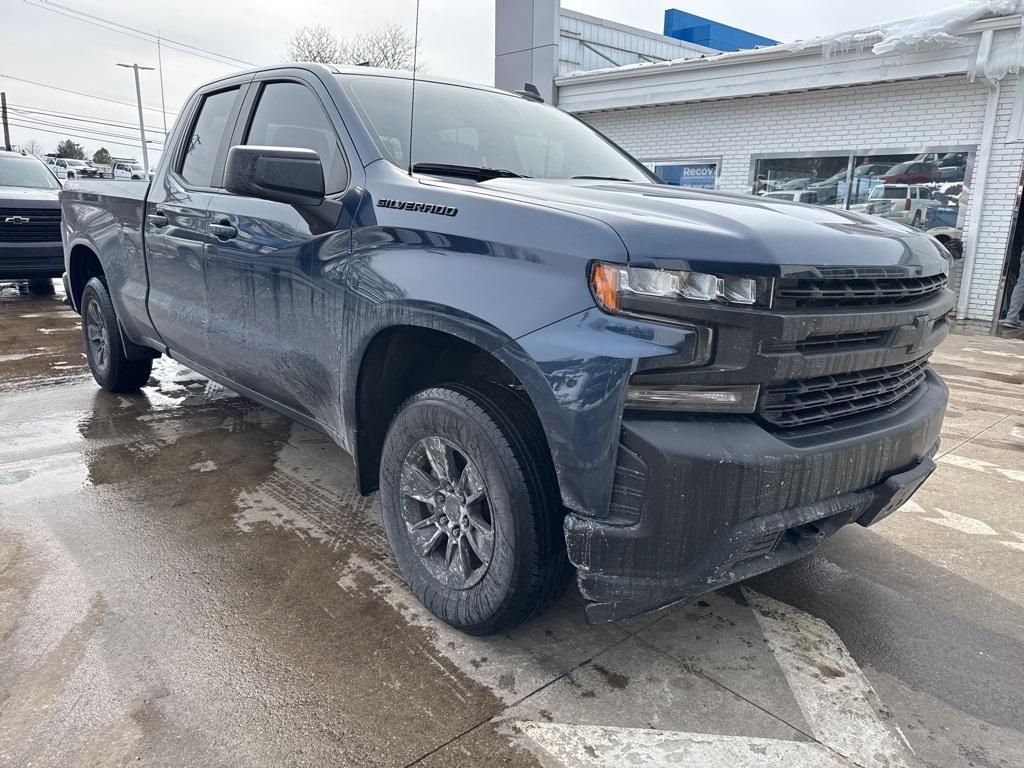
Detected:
[{"left": 751, "top": 149, "right": 971, "bottom": 233}]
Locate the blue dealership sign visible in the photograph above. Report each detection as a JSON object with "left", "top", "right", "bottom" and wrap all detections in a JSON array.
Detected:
[{"left": 655, "top": 162, "right": 718, "bottom": 189}]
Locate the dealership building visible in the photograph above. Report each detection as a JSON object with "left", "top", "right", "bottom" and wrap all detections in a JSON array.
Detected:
[{"left": 495, "top": 1, "right": 1024, "bottom": 327}]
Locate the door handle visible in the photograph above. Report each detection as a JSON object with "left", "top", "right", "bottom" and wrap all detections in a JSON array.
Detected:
[
  {"left": 210, "top": 221, "right": 237, "bottom": 240},
  {"left": 147, "top": 212, "right": 168, "bottom": 228}
]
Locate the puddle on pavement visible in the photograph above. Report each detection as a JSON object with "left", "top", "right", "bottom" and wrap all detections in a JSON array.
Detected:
[{"left": 0, "top": 287, "right": 88, "bottom": 392}]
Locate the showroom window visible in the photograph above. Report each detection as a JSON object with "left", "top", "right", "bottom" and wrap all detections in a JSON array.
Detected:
[
  {"left": 751, "top": 149, "right": 972, "bottom": 231},
  {"left": 649, "top": 160, "right": 719, "bottom": 189}
]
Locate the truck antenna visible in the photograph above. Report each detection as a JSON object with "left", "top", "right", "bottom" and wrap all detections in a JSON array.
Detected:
[{"left": 407, "top": 0, "right": 421, "bottom": 176}]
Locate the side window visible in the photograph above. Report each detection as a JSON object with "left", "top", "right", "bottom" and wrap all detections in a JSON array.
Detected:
[
  {"left": 179, "top": 87, "right": 239, "bottom": 187},
  {"left": 244, "top": 81, "right": 346, "bottom": 193}
]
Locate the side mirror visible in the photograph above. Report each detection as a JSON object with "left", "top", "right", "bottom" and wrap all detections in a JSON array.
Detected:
[{"left": 224, "top": 145, "right": 326, "bottom": 206}]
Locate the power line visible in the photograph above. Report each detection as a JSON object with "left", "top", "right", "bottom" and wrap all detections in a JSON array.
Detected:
[
  {"left": 24, "top": 0, "right": 257, "bottom": 69},
  {"left": 7, "top": 121, "right": 165, "bottom": 154},
  {"left": 8, "top": 103, "right": 168, "bottom": 135},
  {"left": 6, "top": 117, "right": 165, "bottom": 149},
  {"left": 0, "top": 71, "right": 174, "bottom": 115}
]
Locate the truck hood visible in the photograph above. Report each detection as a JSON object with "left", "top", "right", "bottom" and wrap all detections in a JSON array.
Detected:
[
  {"left": 474, "top": 179, "right": 949, "bottom": 278},
  {"left": 0, "top": 186, "right": 61, "bottom": 204}
]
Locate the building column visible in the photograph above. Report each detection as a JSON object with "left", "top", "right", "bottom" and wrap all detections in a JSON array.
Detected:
[{"left": 494, "top": 0, "right": 560, "bottom": 103}]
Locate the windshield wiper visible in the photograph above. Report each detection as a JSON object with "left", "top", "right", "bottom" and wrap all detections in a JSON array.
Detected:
[
  {"left": 412, "top": 163, "right": 527, "bottom": 181},
  {"left": 571, "top": 175, "right": 635, "bottom": 182}
]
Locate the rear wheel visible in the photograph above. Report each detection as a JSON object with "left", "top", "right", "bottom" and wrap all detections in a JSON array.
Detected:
[
  {"left": 379, "top": 382, "right": 570, "bottom": 634},
  {"left": 912, "top": 211, "right": 922, "bottom": 227},
  {"left": 81, "top": 277, "right": 152, "bottom": 392}
]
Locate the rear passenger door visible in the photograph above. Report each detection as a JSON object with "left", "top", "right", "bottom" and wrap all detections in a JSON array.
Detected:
[
  {"left": 203, "top": 73, "right": 358, "bottom": 417},
  {"left": 145, "top": 81, "right": 247, "bottom": 370}
]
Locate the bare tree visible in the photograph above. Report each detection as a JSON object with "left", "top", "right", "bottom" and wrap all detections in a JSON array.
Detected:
[
  {"left": 286, "top": 22, "right": 421, "bottom": 71},
  {"left": 21, "top": 138, "right": 43, "bottom": 156},
  {"left": 286, "top": 24, "right": 344, "bottom": 64},
  {"left": 342, "top": 23, "right": 420, "bottom": 70}
]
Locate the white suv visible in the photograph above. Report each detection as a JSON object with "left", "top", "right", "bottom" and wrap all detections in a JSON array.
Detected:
[
  {"left": 859, "top": 184, "right": 940, "bottom": 228},
  {"left": 112, "top": 161, "right": 145, "bottom": 180}
]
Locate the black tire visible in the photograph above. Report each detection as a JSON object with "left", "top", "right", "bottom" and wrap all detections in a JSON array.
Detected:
[
  {"left": 27, "top": 278, "right": 55, "bottom": 295},
  {"left": 81, "top": 277, "right": 152, "bottom": 392},
  {"left": 379, "top": 381, "right": 571, "bottom": 635},
  {"left": 912, "top": 211, "right": 922, "bottom": 228}
]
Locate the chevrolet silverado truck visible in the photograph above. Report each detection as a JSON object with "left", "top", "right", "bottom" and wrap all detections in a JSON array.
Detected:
[
  {"left": 1, "top": 149, "right": 63, "bottom": 293},
  {"left": 60, "top": 64, "right": 954, "bottom": 633}
]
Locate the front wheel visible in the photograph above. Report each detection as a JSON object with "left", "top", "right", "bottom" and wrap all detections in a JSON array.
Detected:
[
  {"left": 81, "top": 277, "right": 152, "bottom": 392},
  {"left": 379, "top": 382, "right": 570, "bottom": 635}
]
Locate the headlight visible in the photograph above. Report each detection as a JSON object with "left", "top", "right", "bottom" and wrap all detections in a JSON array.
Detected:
[{"left": 591, "top": 263, "right": 770, "bottom": 314}]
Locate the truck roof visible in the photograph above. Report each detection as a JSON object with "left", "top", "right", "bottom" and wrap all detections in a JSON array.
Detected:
[{"left": 200, "top": 62, "right": 520, "bottom": 100}]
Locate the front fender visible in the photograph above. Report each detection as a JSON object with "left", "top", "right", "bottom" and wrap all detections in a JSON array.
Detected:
[{"left": 504, "top": 308, "right": 707, "bottom": 518}]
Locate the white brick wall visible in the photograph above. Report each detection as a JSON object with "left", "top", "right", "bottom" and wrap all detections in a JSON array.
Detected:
[{"left": 574, "top": 75, "right": 1024, "bottom": 321}]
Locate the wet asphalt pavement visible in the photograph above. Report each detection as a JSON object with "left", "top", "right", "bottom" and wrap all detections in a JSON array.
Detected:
[{"left": 1, "top": 280, "right": 1023, "bottom": 768}]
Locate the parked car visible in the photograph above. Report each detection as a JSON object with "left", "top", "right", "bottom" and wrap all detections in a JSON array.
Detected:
[
  {"left": 861, "top": 184, "right": 940, "bottom": 227},
  {"left": 45, "top": 157, "right": 97, "bottom": 179},
  {"left": 810, "top": 163, "right": 892, "bottom": 203},
  {"left": 61, "top": 64, "right": 954, "bottom": 632},
  {"left": 762, "top": 190, "right": 820, "bottom": 204},
  {"left": 44, "top": 156, "right": 67, "bottom": 179},
  {"left": 882, "top": 161, "right": 941, "bottom": 184},
  {"left": 779, "top": 176, "right": 813, "bottom": 190},
  {"left": 937, "top": 152, "right": 967, "bottom": 182},
  {"left": 0, "top": 149, "right": 63, "bottom": 293},
  {"left": 66, "top": 159, "right": 99, "bottom": 178},
  {"left": 112, "top": 161, "right": 146, "bottom": 180}
]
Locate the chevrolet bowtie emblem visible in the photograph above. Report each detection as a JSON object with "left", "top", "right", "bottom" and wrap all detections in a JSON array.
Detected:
[{"left": 3, "top": 215, "right": 31, "bottom": 224}]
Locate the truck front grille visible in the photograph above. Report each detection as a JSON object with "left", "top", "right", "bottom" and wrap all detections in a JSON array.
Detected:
[
  {"left": 758, "top": 356, "right": 930, "bottom": 428},
  {"left": 0, "top": 207, "right": 62, "bottom": 243},
  {"left": 774, "top": 273, "right": 947, "bottom": 308}
]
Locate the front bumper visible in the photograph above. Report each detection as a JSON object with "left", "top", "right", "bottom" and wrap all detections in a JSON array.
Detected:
[
  {"left": 568, "top": 370, "right": 947, "bottom": 623},
  {"left": 0, "top": 241, "right": 64, "bottom": 279}
]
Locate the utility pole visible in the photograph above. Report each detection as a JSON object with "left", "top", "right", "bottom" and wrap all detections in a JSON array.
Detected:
[
  {"left": 156, "top": 33, "right": 168, "bottom": 135},
  {"left": 1, "top": 92, "right": 10, "bottom": 151},
  {"left": 117, "top": 62, "right": 155, "bottom": 175}
]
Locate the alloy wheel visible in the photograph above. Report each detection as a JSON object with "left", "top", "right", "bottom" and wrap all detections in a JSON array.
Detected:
[
  {"left": 85, "top": 298, "right": 110, "bottom": 373},
  {"left": 399, "top": 436, "right": 495, "bottom": 589}
]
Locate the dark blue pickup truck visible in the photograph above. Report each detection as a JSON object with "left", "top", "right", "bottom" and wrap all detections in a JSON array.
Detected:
[{"left": 60, "top": 64, "right": 954, "bottom": 633}]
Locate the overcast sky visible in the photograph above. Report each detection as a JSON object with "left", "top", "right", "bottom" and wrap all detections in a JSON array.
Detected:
[{"left": 1, "top": 0, "right": 946, "bottom": 164}]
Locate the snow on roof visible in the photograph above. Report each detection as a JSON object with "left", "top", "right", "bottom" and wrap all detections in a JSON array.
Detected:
[
  {"left": 802, "top": 0, "right": 1024, "bottom": 56},
  {"left": 560, "top": 1, "right": 1024, "bottom": 80}
]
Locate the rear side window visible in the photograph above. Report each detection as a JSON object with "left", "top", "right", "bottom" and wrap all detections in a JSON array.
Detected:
[
  {"left": 244, "top": 81, "right": 347, "bottom": 193},
  {"left": 180, "top": 88, "right": 239, "bottom": 187}
]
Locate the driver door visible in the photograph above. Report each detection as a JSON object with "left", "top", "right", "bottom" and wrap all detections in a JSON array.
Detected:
[{"left": 203, "top": 74, "right": 356, "bottom": 418}]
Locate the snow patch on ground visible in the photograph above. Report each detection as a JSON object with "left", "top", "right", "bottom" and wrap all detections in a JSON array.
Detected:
[
  {"left": 189, "top": 460, "right": 218, "bottom": 473},
  {"left": 0, "top": 352, "right": 46, "bottom": 363}
]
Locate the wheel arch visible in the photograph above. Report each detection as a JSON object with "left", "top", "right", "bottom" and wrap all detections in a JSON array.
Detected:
[
  {"left": 350, "top": 324, "right": 558, "bottom": 501},
  {"left": 67, "top": 242, "right": 105, "bottom": 313}
]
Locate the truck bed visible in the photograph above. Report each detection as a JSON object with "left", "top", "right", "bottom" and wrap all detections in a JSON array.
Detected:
[{"left": 61, "top": 179, "right": 154, "bottom": 350}]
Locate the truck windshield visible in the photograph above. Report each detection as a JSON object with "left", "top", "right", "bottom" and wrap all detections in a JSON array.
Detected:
[
  {"left": 339, "top": 75, "right": 652, "bottom": 183},
  {"left": 0, "top": 155, "right": 60, "bottom": 190}
]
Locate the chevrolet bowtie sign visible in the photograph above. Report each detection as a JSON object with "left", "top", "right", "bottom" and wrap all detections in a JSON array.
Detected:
[{"left": 3, "top": 216, "right": 31, "bottom": 224}]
